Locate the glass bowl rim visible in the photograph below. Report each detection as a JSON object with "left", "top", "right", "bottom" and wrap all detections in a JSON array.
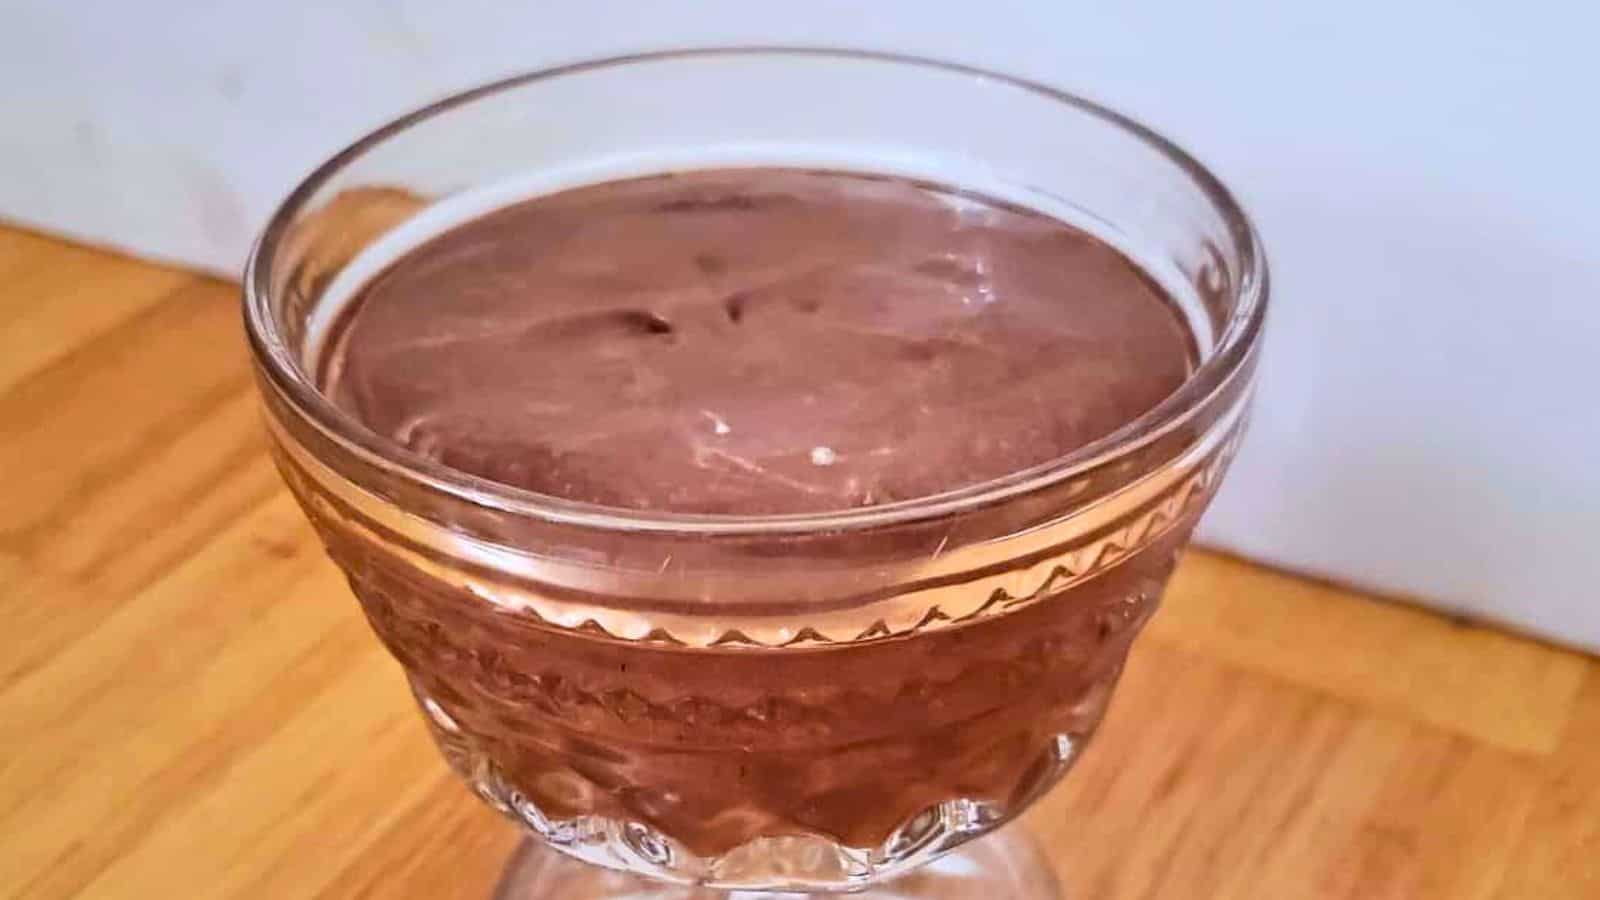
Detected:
[{"left": 242, "top": 46, "right": 1268, "bottom": 536}]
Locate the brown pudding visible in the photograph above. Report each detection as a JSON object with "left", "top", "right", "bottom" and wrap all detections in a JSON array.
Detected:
[{"left": 311, "top": 169, "right": 1197, "bottom": 857}]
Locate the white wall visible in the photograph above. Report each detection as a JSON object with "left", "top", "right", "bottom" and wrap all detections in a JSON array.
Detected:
[{"left": 4, "top": 1, "right": 1598, "bottom": 649}]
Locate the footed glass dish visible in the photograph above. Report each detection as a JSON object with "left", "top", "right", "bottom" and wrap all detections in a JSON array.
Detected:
[{"left": 243, "top": 48, "right": 1267, "bottom": 897}]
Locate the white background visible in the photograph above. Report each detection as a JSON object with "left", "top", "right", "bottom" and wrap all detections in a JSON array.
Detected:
[{"left": 3, "top": 1, "right": 1597, "bottom": 649}]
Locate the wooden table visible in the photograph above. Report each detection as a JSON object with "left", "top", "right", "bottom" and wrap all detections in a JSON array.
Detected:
[{"left": 1, "top": 225, "right": 1595, "bottom": 899}]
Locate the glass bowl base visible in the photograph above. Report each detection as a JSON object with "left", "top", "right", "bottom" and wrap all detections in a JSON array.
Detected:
[{"left": 492, "top": 826, "right": 1063, "bottom": 899}]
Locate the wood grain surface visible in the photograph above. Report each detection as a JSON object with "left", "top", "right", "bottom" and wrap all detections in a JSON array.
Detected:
[{"left": 1, "top": 226, "right": 1595, "bottom": 899}]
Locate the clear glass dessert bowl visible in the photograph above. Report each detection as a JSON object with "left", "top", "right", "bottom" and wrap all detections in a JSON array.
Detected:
[{"left": 243, "top": 48, "right": 1266, "bottom": 898}]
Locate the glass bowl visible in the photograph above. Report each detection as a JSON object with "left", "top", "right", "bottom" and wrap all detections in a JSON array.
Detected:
[{"left": 243, "top": 48, "right": 1266, "bottom": 897}]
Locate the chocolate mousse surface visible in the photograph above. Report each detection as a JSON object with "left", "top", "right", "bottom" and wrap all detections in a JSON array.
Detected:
[{"left": 319, "top": 168, "right": 1193, "bottom": 514}]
